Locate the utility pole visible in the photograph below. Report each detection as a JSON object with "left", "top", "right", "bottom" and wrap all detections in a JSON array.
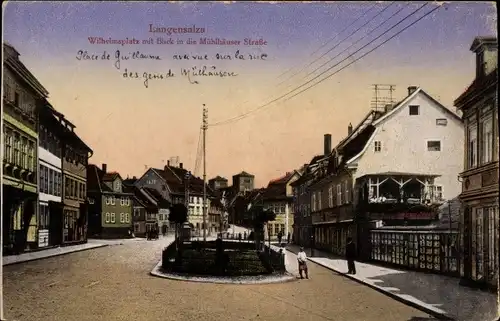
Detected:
[{"left": 202, "top": 104, "right": 208, "bottom": 243}]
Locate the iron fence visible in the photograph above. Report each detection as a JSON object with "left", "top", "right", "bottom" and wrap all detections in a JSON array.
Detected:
[{"left": 369, "top": 229, "right": 460, "bottom": 276}]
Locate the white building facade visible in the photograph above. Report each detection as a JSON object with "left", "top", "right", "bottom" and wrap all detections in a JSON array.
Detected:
[
  {"left": 348, "top": 87, "right": 464, "bottom": 204},
  {"left": 37, "top": 130, "right": 63, "bottom": 248}
]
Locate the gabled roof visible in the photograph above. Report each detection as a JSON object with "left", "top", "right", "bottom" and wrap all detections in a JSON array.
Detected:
[
  {"left": 103, "top": 172, "right": 122, "bottom": 182},
  {"left": 3, "top": 42, "right": 49, "bottom": 98},
  {"left": 372, "top": 87, "right": 462, "bottom": 126},
  {"left": 470, "top": 36, "right": 497, "bottom": 52},
  {"left": 87, "top": 164, "right": 128, "bottom": 194},
  {"left": 122, "top": 185, "right": 158, "bottom": 210},
  {"left": 149, "top": 165, "right": 214, "bottom": 196},
  {"left": 454, "top": 68, "right": 497, "bottom": 108},
  {"left": 268, "top": 171, "right": 297, "bottom": 185},
  {"left": 234, "top": 171, "right": 254, "bottom": 177},
  {"left": 210, "top": 175, "right": 228, "bottom": 181},
  {"left": 123, "top": 178, "right": 137, "bottom": 186},
  {"left": 143, "top": 187, "right": 170, "bottom": 208},
  {"left": 343, "top": 88, "right": 462, "bottom": 166}
]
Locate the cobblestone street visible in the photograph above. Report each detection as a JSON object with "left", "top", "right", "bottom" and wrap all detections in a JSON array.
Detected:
[{"left": 3, "top": 237, "right": 436, "bottom": 321}]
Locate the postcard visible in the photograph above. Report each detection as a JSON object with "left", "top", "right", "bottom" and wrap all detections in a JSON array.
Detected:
[{"left": 1, "top": 1, "right": 498, "bottom": 321}]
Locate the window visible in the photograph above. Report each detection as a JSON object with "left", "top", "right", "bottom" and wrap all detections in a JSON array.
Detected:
[
  {"left": 125, "top": 213, "right": 130, "bottom": 223},
  {"left": 481, "top": 117, "right": 493, "bottom": 164},
  {"left": 311, "top": 193, "right": 316, "bottom": 212},
  {"left": 317, "top": 192, "right": 322, "bottom": 210},
  {"left": 120, "top": 197, "right": 125, "bottom": 206},
  {"left": 13, "top": 133, "right": 20, "bottom": 165},
  {"left": 4, "top": 129, "right": 13, "bottom": 163},
  {"left": 14, "top": 92, "right": 20, "bottom": 107},
  {"left": 110, "top": 196, "right": 115, "bottom": 205},
  {"left": 48, "top": 168, "right": 54, "bottom": 195},
  {"left": 344, "top": 180, "right": 349, "bottom": 203},
  {"left": 89, "top": 198, "right": 95, "bottom": 204},
  {"left": 27, "top": 141, "right": 35, "bottom": 171},
  {"left": 409, "top": 105, "right": 420, "bottom": 115},
  {"left": 436, "top": 119, "right": 448, "bottom": 126},
  {"left": 120, "top": 213, "right": 125, "bottom": 223},
  {"left": 427, "top": 141, "right": 441, "bottom": 151},
  {"left": 468, "top": 125, "right": 478, "bottom": 168},
  {"left": 40, "top": 165, "right": 46, "bottom": 193},
  {"left": 105, "top": 196, "right": 110, "bottom": 205},
  {"left": 39, "top": 204, "right": 50, "bottom": 230},
  {"left": 65, "top": 176, "right": 70, "bottom": 197},
  {"left": 328, "top": 186, "right": 334, "bottom": 207},
  {"left": 336, "top": 184, "right": 342, "bottom": 206},
  {"left": 105, "top": 212, "right": 111, "bottom": 223},
  {"left": 435, "top": 186, "right": 443, "bottom": 201},
  {"left": 44, "top": 166, "right": 49, "bottom": 194},
  {"left": 374, "top": 141, "right": 382, "bottom": 152},
  {"left": 110, "top": 213, "right": 116, "bottom": 223},
  {"left": 279, "top": 204, "right": 285, "bottom": 213}
]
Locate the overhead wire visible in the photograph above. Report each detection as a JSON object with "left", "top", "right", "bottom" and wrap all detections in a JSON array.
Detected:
[
  {"left": 284, "top": 3, "right": 442, "bottom": 102},
  {"left": 302, "top": 2, "right": 406, "bottom": 81},
  {"left": 209, "top": 3, "right": 438, "bottom": 127},
  {"left": 277, "top": 2, "right": 395, "bottom": 88},
  {"left": 275, "top": 2, "right": 379, "bottom": 83},
  {"left": 206, "top": 3, "right": 382, "bottom": 128}
]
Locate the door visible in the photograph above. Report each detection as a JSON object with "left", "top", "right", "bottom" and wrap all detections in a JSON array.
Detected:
[{"left": 48, "top": 202, "right": 63, "bottom": 246}]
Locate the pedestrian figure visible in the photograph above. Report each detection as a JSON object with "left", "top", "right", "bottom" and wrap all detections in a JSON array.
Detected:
[
  {"left": 297, "top": 247, "right": 309, "bottom": 279},
  {"left": 287, "top": 232, "right": 291, "bottom": 244},
  {"left": 244, "top": 231, "right": 247, "bottom": 240},
  {"left": 277, "top": 231, "right": 283, "bottom": 245},
  {"left": 238, "top": 232, "right": 242, "bottom": 241},
  {"left": 346, "top": 237, "right": 357, "bottom": 275}
]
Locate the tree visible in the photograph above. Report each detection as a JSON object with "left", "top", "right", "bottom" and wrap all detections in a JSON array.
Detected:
[
  {"left": 169, "top": 203, "right": 188, "bottom": 249},
  {"left": 252, "top": 208, "right": 276, "bottom": 250}
]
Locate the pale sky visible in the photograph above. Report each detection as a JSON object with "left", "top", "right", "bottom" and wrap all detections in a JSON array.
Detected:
[{"left": 3, "top": 1, "right": 497, "bottom": 187}]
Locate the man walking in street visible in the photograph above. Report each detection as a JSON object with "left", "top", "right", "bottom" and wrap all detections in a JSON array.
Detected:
[
  {"left": 297, "top": 247, "right": 309, "bottom": 279},
  {"left": 287, "top": 232, "right": 291, "bottom": 244},
  {"left": 346, "top": 237, "right": 357, "bottom": 275},
  {"left": 277, "top": 231, "right": 283, "bottom": 245}
]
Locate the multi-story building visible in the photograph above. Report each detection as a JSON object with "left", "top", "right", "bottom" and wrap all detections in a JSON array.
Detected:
[
  {"left": 232, "top": 171, "right": 255, "bottom": 193},
  {"left": 262, "top": 171, "right": 300, "bottom": 240},
  {"left": 208, "top": 176, "right": 228, "bottom": 191},
  {"left": 454, "top": 36, "right": 498, "bottom": 290},
  {"left": 135, "top": 161, "right": 214, "bottom": 235},
  {"left": 310, "top": 87, "right": 464, "bottom": 258},
  {"left": 208, "top": 198, "right": 224, "bottom": 234},
  {"left": 37, "top": 101, "right": 64, "bottom": 248},
  {"left": 87, "top": 164, "right": 133, "bottom": 238},
  {"left": 291, "top": 155, "right": 324, "bottom": 246},
  {"left": 2, "top": 42, "right": 48, "bottom": 254},
  {"left": 123, "top": 179, "right": 159, "bottom": 237},
  {"left": 60, "top": 119, "right": 92, "bottom": 244}
]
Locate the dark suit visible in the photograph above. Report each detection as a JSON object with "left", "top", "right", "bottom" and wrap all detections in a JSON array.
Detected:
[{"left": 346, "top": 241, "right": 357, "bottom": 274}]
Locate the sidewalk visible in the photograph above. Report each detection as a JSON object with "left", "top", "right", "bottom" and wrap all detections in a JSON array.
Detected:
[
  {"left": 2, "top": 242, "right": 108, "bottom": 266},
  {"left": 286, "top": 244, "right": 497, "bottom": 321}
]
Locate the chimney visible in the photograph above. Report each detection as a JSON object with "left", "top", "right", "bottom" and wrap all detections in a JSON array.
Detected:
[
  {"left": 384, "top": 104, "right": 392, "bottom": 113},
  {"left": 133, "top": 176, "right": 137, "bottom": 180},
  {"left": 164, "top": 165, "right": 168, "bottom": 172},
  {"left": 167, "top": 160, "right": 170, "bottom": 166},
  {"left": 102, "top": 163, "right": 107, "bottom": 173},
  {"left": 408, "top": 86, "right": 417, "bottom": 96},
  {"left": 348, "top": 123, "right": 353, "bottom": 135},
  {"left": 179, "top": 163, "right": 183, "bottom": 169},
  {"left": 324, "top": 134, "right": 332, "bottom": 156}
]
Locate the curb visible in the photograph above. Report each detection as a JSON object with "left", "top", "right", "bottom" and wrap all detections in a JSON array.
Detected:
[
  {"left": 286, "top": 248, "right": 454, "bottom": 320},
  {"left": 2, "top": 244, "right": 109, "bottom": 266},
  {"left": 150, "top": 260, "right": 297, "bottom": 285}
]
